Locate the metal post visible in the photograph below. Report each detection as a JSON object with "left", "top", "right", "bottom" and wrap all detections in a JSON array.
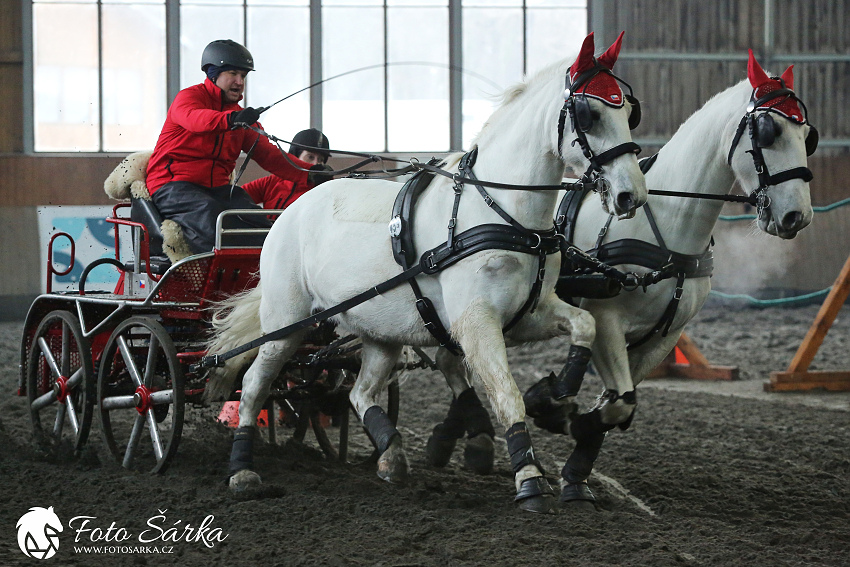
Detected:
[
  {"left": 165, "top": 0, "right": 180, "bottom": 105},
  {"left": 449, "top": 0, "right": 462, "bottom": 151},
  {"left": 763, "top": 0, "right": 775, "bottom": 71},
  {"left": 589, "top": 0, "right": 606, "bottom": 45},
  {"left": 310, "top": 0, "right": 323, "bottom": 131},
  {"left": 22, "top": 0, "right": 34, "bottom": 153}
]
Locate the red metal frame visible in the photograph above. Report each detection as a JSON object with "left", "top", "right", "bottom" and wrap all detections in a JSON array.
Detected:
[{"left": 46, "top": 232, "right": 75, "bottom": 294}]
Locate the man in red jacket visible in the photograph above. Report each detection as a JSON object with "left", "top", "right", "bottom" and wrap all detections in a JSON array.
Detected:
[
  {"left": 242, "top": 128, "right": 331, "bottom": 210},
  {"left": 146, "top": 39, "right": 332, "bottom": 253}
]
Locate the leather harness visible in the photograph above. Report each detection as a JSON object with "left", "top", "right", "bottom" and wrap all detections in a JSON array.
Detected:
[
  {"left": 390, "top": 149, "right": 562, "bottom": 354},
  {"left": 555, "top": 154, "right": 714, "bottom": 350}
]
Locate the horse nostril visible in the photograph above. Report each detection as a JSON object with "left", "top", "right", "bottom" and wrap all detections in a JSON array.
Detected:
[
  {"left": 782, "top": 211, "right": 803, "bottom": 231},
  {"left": 617, "top": 192, "right": 635, "bottom": 212}
]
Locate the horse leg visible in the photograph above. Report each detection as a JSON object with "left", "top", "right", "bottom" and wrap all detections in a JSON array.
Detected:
[
  {"left": 509, "top": 293, "right": 597, "bottom": 435},
  {"left": 229, "top": 337, "right": 301, "bottom": 491},
  {"left": 349, "top": 340, "right": 408, "bottom": 484},
  {"left": 451, "top": 298, "right": 557, "bottom": 514},
  {"left": 425, "top": 347, "right": 496, "bottom": 474},
  {"left": 560, "top": 308, "right": 637, "bottom": 505}
]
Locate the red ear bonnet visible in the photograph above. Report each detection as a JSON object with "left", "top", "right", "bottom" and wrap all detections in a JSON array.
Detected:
[
  {"left": 568, "top": 32, "right": 625, "bottom": 107},
  {"left": 597, "top": 31, "right": 624, "bottom": 70},
  {"left": 748, "top": 49, "right": 804, "bottom": 123}
]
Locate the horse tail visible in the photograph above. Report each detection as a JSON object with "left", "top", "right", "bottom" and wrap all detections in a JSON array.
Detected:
[{"left": 202, "top": 284, "right": 264, "bottom": 404}]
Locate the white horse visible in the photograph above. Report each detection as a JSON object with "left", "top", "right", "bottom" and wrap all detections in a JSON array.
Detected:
[
  {"left": 205, "top": 31, "right": 647, "bottom": 513},
  {"left": 430, "top": 50, "right": 817, "bottom": 505}
]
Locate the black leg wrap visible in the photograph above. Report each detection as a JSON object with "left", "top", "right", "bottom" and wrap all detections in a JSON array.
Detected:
[
  {"left": 456, "top": 388, "right": 496, "bottom": 439},
  {"left": 505, "top": 422, "right": 544, "bottom": 475},
  {"left": 229, "top": 426, "right": 255, "bottom": 476},
  {"left": 363, "top": 405, "right": 400, "bottom": 454},
  {"left": 551, "top": 345, "right": 592, "bottom": 400},
  {"left": 562, "top": 409, "right": 615, "bottom": 484},
  {"left": 617, "top": 391, "right": 638, "bottom": 430}
]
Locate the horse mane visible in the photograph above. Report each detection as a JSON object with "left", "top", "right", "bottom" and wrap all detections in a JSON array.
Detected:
[{"left": 471, "top": 57, "right": 572, "bottom": 147}]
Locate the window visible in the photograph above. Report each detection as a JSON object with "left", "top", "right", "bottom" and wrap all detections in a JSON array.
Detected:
[{"left": 28, "top": 0, "right": 587, "bottom": 153}]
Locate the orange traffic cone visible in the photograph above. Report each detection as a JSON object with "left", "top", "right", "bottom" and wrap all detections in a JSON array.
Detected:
[
  {"left": 674, "top": 346, "right": 689, "bottom": 365},
  {"left": 217, "top": 401, "right": 270, "bottom": 428}
]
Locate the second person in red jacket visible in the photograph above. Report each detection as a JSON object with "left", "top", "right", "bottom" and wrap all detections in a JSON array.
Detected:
[{"left": 242, "top": 128, "right": 332, "bottom": 210}]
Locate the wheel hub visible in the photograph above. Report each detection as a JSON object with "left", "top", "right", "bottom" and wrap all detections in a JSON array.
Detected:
[
  {"left": 53, "top": 375, "right": 69, "bottom": 402},
  {"left": 133, "top": 385, "right": 153, "bottom": 415}
]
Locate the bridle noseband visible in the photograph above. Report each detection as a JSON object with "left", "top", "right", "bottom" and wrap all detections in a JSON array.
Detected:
[
  {"left": 557, "top": 62, "right": 642, "bottom": 194},
  {"left": 726, "top": 80, "right": 818, "bottom": 215}
]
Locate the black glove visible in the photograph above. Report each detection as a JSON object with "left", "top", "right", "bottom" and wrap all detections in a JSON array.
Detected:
[
  {"left": 308, "top": 163, "right": 335, "bottom": 186},
  {"left": 228, "top": 107, "right": 260, "bottom": 129}
]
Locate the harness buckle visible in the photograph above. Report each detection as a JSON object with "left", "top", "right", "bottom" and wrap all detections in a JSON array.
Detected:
[
  {"left": 529, "top": 232, "right": 542, "bottom": 250},
  {"left": 447, "top": 218, "right": 456, "bottom": 230},
  {"left": 673, "top": 283, "right": 684, "bottom": 300},
  {"left": 484, "top": 195, "right": 494, "bottom": 207}
]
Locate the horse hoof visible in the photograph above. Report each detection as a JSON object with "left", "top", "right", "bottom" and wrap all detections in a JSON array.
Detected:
[
  {"left": 515, "top": 476, "right": 558, "bottom": 514},
  {"left": 560, "top": 482, "right": 597, "bottom": 508},
  {"left": 518, "top": 494, "right": 558, "bottom": 514},
  {"left": 377, "top": 451, "right": 410, "bottom": 485},
  {"left": 523, "top": 373, "right": 556, "bottom": 418},
  {"left": 425, "top": 428, "right": 457, "bottom": 468},
  {"left": 463, "top": 433, "right": 494, "bottom": 475},
  {"left": 229, "top": 469, "right": 262, "bottom": 492}
]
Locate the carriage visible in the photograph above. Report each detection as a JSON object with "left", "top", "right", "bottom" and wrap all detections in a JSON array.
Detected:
[{"left": 18, "top": 198, "right": 406, "bottom": 474}]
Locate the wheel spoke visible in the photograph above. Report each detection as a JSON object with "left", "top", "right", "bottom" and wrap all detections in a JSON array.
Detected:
[
  {"left": 149, "top": 390, "right": 174, "bottom": 405},
  {"left": 100, "top": 395, "right": 137, "bottom": 411},
  {"left": 52, "top": 403, "right": 66, "bottom": 439},
  {"left": 61, "top": 321, "right": 71, "bottom": 378},
  {"left": 145, "top": 410, "right": 164, "bottom": 461},
  {"left": 123, "top": 414, "right": 146, "bottom": 468},
  {"left": 37, "top": 337, "right": 61, "bottom": 379},
  {"left": 32, "top": 388, "right": 58, "bottom": 412},
  {"left": 64, "top": 396, "right": 80, "bottom": 435},
  {"left": 144, "top": 334, "right": 160, "bottom": 387},
  {"left": 117, "top": 336, "right": 143, "bottom": 387},
  {"left": 66, "top": 366, "right": 85, "bottom": 389}
]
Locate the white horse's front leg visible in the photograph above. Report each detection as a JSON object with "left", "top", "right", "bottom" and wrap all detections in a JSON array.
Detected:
[
  {"left": 349, "top": 340, "right": 408, "bottom": 484},
  {"left": 451, "top": 298, "right": 557, "bottom": 514},
  {"left": 424, "top": 348, "right": 496, "bottom": 474}
]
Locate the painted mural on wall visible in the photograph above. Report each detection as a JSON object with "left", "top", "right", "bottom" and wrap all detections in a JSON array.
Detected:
[{"left": 37, "top": 206, "right": 133, "bottom": 293}]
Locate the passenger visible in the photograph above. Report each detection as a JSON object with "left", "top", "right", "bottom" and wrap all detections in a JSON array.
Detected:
[
  {"left": 145, "top": 39, "right": 333, "bottom": 253},
  {"left": 242, "top": 128, "right": 332, "bottom": 210}
]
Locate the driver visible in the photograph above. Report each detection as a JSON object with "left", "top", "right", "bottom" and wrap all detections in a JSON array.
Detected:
[{"left": 145, "top": 39, "right": 333, "bottom": 253}]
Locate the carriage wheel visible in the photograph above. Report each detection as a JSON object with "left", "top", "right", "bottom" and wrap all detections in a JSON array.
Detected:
[
  {"left": 97, "top": 316, "right": 184, "bottom": 474},
  {"left": 26, "top": 310, "right": 94, "bottom": 453},
  {"left": 285, "top": 376, "right": 399, "bottom": 464}
]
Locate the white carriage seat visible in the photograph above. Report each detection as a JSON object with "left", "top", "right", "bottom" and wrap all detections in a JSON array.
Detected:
[{"left": 103, "top": 151, "right": 193, "bottom": 264}]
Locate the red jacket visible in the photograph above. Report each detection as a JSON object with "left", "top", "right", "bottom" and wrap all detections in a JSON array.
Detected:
[
  {"left": 146, "top": 78, "right": 311, "bottom": 194},
  {"left": 242, "top": 171, "right": 312, "bottom": 210}
]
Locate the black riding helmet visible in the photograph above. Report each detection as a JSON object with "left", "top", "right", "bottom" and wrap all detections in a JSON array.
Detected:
[
  {"left": 201, "top": 39, "right": 254, "bottom": 73},
  {"left": 289, "top": 128, "right": 331, "bottom": 161}
]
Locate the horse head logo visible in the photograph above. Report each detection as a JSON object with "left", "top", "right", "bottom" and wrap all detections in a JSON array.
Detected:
[{"left": 16, "top": 506, "right": 63, "bottom": 559}]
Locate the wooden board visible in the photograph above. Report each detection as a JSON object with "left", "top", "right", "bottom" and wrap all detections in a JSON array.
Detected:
[{"left": 647, "top": 333, "right": 739, "bottom": 381}]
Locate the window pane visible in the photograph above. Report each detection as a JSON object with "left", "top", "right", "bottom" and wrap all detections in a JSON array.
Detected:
[
  {"left": 33, "top": 3, "right": 99, "bottom": 151},
  {"left": 248, "top": 0, "right": 308, "bottom": 5},
  {"left": 180, "top": 6, "right": 244, "bottom": 91},
  {"left": 248, "top": 6, "right": 311, "bottom": 141},
  {"left": 323, "top": 7, "right": 384, "bottom": 151},
  {"left": 387, "top": 6, "right": 448, "bottom": 151},
  {"left": 526, "top": 7, "right": 587, "bottom": 75},
  {"left": 462, "top": 7, "right": 522, "bottom": 148},
  {"left": 102, "top": 4, "right": 166, "bottom": 151}
]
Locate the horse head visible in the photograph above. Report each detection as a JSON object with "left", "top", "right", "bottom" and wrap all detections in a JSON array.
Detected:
[
  {"left": 727, "top": 50, "right": 816, "bottom": 239},
  {"left": 559, "top": 31, "right": 647, "bottom": 219}
]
